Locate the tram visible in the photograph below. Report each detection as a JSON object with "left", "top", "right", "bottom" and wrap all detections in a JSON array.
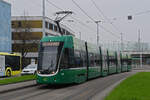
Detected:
[{"left": 36, "top": 35, "right": 132, "bottom": 84}]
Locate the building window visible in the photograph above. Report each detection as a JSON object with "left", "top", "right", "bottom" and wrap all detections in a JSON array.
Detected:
[
  {"left": 62, "top": 28, "right": 66, "bottom": 35},
  {"left": 18, "top": 21, "right": 22, "bottom": 27},
  {"left": 12, "top": 22, "right": 14, "bottom": 27},
  {"left": 49, "top": 23, "right": 53, "bottom": 30},
  {"left": 66, "top": 31, "right": 70, "bottom": 35},
  {"left": 45, "top": 33, "right": 48, "bottom": 36},
  {"left": 54, "top": 25, "right": 58, "bottom": 32},
  {"left": 45, "top": 21, "right": 48, "bottom": 29}
]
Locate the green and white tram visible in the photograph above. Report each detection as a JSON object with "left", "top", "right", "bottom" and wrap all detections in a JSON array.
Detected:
[{"left": 36, "top": 36, "right": 132, "bottom": 84}]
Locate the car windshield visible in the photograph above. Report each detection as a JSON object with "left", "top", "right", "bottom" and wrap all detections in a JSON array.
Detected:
[
  {"left": 38, "top": 42, "right": 63, "bottom": 74},
  {"left": 25, "top": 64, "right": 37, "bottom": 69}
]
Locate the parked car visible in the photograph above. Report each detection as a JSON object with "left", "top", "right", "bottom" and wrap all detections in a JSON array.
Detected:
[{"left": 21, "top": 64, "right": 37, "bottom": 75}]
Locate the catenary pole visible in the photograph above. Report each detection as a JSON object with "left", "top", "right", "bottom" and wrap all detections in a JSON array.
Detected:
[
  {"left": 138, "top": 29, "right": 142, "bottom": 68},
  {"left": 95, "top": 21, "right": 101, "bottom": 45},
  {"left": 42, "top": 0, "right": 45, "bottom": 37},
  {"left": 120, "top": 33, "right": 123, "bottom": 51}
]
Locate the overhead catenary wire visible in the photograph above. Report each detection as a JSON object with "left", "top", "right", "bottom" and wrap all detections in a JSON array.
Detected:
[
  {"left": 72, "top": 0, "right": 121, "bottom": 39},
  {"left": 46, "top": 0, "right": 96, "bottom": 32},
  {"left": 72, "top": 0, "right": 95, "bottom": 22},
  {"left": 46, "top": 0, "right": 122, "bottom": 41},
  {"left": 46, "top": 0, "right": 63, "bottom": 10},
  {"left": 90, "top": 0, "right": 136, "bottom": 42},
  {"left": 90, "top": 0, "right": 122, "bottom": 33},
  {"left": 99, "top": 25, "right": 120, "bottom": 39},
  {"left": 46, "top": 0, "right": 115, "bottom": 44}
]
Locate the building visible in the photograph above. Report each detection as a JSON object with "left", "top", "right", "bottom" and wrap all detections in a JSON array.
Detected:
[
  {"left": 12, "top": 16, "right": 75, "bottom": 66},
  {"left": 0, "top": 0, "right": 11, "bottom": 52}
]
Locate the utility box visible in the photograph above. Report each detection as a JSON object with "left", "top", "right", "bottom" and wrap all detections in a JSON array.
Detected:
[{"left": 0, "top": 1, "right": 11, "bottom": 52}]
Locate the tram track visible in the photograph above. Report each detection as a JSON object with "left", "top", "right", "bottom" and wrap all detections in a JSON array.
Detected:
[
  {"left": 0, "top": 85, "right": 44, "bottom": 100},
  {"left": 0, "top": 72, "right": 135, "bottom": 100},
  {"left": 62, "top": 72, "right": 130, "bottom": 100}
]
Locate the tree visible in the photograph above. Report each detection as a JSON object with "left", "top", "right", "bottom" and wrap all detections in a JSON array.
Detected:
[{"left": 12, "top": 15, "right": 38, "bottom": 68}]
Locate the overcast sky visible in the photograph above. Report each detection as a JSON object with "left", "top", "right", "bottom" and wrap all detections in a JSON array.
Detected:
[{"left": 4, "top": 0, "right": 150, "bottom": 44}]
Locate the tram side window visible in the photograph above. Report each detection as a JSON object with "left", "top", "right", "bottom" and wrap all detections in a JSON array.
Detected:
[
  {"left": 125, "top": 59, "right": 128, "bottom": 66},
  {"left": 5, "top": 56, "right": 20, "bottom": 71},
  {"left": 128, "top": 59, "right": 132, "bottom": 65},
  {"left": 123, "top": 60, "right": 126, "bottom": 65},
  {"left": 95, "top": 54, "right": 100, "bottom": 66},
  {"left": 103, "top": 55, "right": 108, "bottom": 68},
  {"left": 109, "top": 59, "right": 116, "bottom": 67},
  {"left": 80, "top": 52, "right": 84, "bottom": 67},
  {"left": 60, "top": 48, "right": 75, "bottom": 69},
  {"left": 60, "top": 48, "right": 69, "bottom": 69},
  {"left": 109, "top": 56, "right": 117, "bottom": 67},
  {"left": 68, "top": 48, "right": 75, "bottom": 67},
  {"left": 81, "top": 51, "right": 86, "bottom": 67},
  {"left": 89, "top": 53, "right": 95, "bottom": 67},
  {"left": 121, "top": 59, "right": 128, "bottom": 66},
  {"left": 74, "top": 50, "right": 83, "bottom": 68}
]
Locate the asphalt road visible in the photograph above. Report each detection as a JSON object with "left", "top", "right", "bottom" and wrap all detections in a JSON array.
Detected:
[{"left": 0, "top": 72, "right": 135, "bottom": 100}]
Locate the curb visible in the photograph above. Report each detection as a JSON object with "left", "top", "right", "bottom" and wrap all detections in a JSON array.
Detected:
[
  {"left": 0, "top": 80, "right": 38, "bottom": 94},
  {"left": 0, "top": 79, "right": 36, "bottom": 86},
  {"left": 0, "top": 84, "right": 38, "bottom": 94}
]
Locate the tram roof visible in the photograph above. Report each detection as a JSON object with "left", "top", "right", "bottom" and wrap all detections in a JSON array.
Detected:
[{"left": 41, "top": 35, "right": 73, "bottom": 42}]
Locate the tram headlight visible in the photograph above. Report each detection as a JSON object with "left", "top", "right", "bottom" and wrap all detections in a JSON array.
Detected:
[
  {"left": 51, "top": 71, "right": 55, "bottom": 74},
  {"left": 37, "top": 71, "right": 41, "bottom": 74}
]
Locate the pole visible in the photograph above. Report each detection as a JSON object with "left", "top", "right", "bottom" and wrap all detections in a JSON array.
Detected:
[
  {"left": 95, "top": 21, "right": 101, "bottom": 45},
  {"left": 140, "top": 51, "right": 142, "bottom": 68},
  {"left": 79, "top": 32, "right": 81, "bottom": 40},
  {"left": 120, "top": 33, "right": 123, "bottom": 51},
  {"left": 42, "top": 0, "right": 45, "bottom": 37},
  {"left": 118, "top": 41, "right": 120, "bottom": 51},
  {"left": 138, "top": 29, "right": 142, "bottom": 68}
]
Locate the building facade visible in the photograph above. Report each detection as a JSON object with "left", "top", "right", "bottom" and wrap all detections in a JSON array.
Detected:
[
  {"left": 0, "top": 1, "right": 11, "bottom": 52},
  {"left": 12, "top": 16, "right": 75, "bottom": 65}
]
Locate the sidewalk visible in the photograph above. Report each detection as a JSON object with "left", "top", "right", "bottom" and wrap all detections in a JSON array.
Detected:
[{"left": 0, "top": 80, "right": 37, "bottom": 93}]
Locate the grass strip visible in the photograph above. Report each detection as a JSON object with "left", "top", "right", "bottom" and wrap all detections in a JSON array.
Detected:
[
  {"left": 0, "top": 75, "right": 36, "bottom": 85},
  {"left": 105, "top": 72, "right": 150, "bottom": 100}
]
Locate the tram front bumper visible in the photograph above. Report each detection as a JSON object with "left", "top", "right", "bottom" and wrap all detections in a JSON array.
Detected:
[{"left": 36, "top": 75, "right": 60, "bottom": 84}]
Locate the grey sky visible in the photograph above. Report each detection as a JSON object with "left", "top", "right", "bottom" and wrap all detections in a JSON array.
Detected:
[{"left": 5, "top": 0, "right": 150, "bottom": 44}]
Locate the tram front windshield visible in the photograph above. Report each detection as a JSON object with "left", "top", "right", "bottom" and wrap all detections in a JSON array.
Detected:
[{"left": 38, "top": 42, "right": 63, "bottom": 74}]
